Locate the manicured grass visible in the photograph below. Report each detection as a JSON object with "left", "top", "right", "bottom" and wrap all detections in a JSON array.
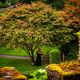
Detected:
[
  {"left": 0, "top": 58, "right": 46, "bottom": 73},
  {"left": 0, "top": 47, "right": 28, "bottom": 56},
  {"left": 0, "top": 45, "right": 58, "bottom": 56}
]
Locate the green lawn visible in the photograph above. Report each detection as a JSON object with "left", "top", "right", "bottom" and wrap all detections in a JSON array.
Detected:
[
  {"left": 0, "top": 47, "right": 28, "bottom": 56},
  {"left": 0, "top": 45, "right": 58, "bottom": 56},
  {"left": 0, "top": 58, "right": 46, "bottom": 73}
]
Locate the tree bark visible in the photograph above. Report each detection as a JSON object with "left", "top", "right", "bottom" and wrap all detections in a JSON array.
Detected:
[
  {"left": 31, "top": 56, "right": 35, "bottom": 65},
  {"left": 60, "top": 53, "right": 64, "bottom": 62},
  {"left": 30, "top": 49, "right": 35, "bottom": 65},
  {"left": 78, "top": 37, "right": 80, "bottom": 58}
]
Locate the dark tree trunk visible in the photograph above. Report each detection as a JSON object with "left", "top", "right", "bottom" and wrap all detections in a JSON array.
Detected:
[
  {"left": 60, "top": 43, "right": 70, "bottom": 62},
  {"left": 31, "top": 56, "right": 35, "bottom": 65},
  {"left": 78, "top": 37, "right": 80, "bottom": 58},
  {"left": 35, "top": 48, "right": 42, "bottom": 66},
  {"left": 30, "top": 49, "right": 35, "bottom": 65},
  {"left": 60, "top": 53, "right": 64, "bottom": 62}
]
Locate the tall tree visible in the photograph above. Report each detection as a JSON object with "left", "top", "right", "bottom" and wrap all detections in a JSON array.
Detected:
[
  {"left": 0, "top": 1, "right": 78, "bottom": 62},
  {"left": 54, "top": 0, "right": 80, "bottom": 61},
  {"left": 0, "top": 2, "right": 53, "bottom": 64}
]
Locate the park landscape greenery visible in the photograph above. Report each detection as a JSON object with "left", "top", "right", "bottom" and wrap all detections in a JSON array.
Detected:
[{"left": 0, "top": 0, "right": 80, "bottom": 80}]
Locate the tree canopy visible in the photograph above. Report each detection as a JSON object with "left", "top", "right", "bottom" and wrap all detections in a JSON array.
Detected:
[
  {"left": 0, "top": 1, "right": 79, "bottom": 62},
  {"left": 0, "top": 2, "right": 55, "bottom": 64}
]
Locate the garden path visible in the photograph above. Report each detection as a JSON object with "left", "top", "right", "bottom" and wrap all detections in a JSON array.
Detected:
[{"left": 0, "top": 54, "right": 30, "bottom": 59}]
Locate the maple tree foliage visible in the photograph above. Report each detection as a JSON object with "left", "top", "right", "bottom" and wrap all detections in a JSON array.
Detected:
[
  {"left": 59, "top": 0, "right": 80, "bottom": 31},
  {"left": 0, "top": 1, "right": 79, "bottom": 62},
  {"left": 44, "top": 0, "right": 80, "bottom": 61},
  {"left": 0, "top": 2, "right": 55, "bottom": 64}
]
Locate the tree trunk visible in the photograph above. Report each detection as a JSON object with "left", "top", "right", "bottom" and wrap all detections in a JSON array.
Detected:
[
  {"left": 31, "top": 56, "right": 35, "bottom": 65},
  {"left": 60, "top": 53, "right": 64, "bottom": 62},
  {"left": 78, "top": 37, "right": 80, "bottom": 58},
  {"left": 30, "top": 49, "right": 35, "bottom": 65}
]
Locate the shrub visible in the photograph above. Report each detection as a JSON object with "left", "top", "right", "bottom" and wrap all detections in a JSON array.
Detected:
[
  {"left": 65, "top": 42, "right": 78, "bottom": 60},
  {"left": 0, "top": 67, "right": 27, "bottom": 80},
  {"left": 47, "top": 59, "right": 80, "bottom": 80},
  {"left": 49, "top": 48, "right": 60, "bottom": 64},
  {"left": 24, "top": 69, "right": 47, "bottom": 80},
  {"left": 0, "top": 2, "right": 11, "bottom": 8},
  {"left": 3, "top": 2, "right": 11, "bottom": 7},
  {"left": 51, "top": 0, "right": 65, "bottom": 9},
  {"left": 0, "top": 2, "right": 3, "bottom": 8},
  {"left": 23, "top": 72, "right": 34, "bottom": 79},
  {"left": 41, "top": 45, "right": 56, "bottom": 55}
]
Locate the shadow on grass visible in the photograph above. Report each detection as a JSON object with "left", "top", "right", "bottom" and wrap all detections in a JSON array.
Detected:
[{"left": 0, "top": 58, "right": 46, "bottom": 73}]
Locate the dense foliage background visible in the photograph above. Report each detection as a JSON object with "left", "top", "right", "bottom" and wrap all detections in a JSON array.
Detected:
[{"left": 0, "top": 0, "right": 65, "bottom": 9}]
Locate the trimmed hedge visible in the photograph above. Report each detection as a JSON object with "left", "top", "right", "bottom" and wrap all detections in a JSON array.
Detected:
[{"left": 49, "top": 48, "right": 60, "bottom": 64}]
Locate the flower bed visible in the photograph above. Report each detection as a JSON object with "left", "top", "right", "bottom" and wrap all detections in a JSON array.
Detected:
[
  {"left": 47, "top": 59, "right": 80, "bottom": 80},
  {"left": 0, "top": 67, "right": 27, "bottom": 80}
]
